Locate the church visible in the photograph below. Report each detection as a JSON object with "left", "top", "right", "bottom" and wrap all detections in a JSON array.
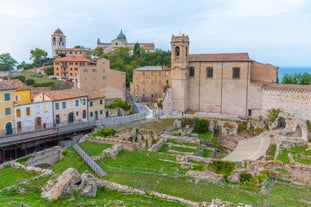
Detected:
[
  {"left": 97, "top": 30, "right": 155, "bottom": 54},
  {"left": 163, "top": 34, "right": 278, "bottom": 117}
]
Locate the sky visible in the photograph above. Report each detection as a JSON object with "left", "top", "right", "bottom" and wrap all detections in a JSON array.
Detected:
[{"left": 0, "top": 0, "right": 311, "bottom": 67}]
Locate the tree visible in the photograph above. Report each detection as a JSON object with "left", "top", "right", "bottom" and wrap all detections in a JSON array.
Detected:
[
  {"left": 11, "top": 75, "right": 26, "bottom": 83},
  {"left": 17, "top": 61, "right": 32, "bottom": 70},
  {"left": 0, "top": 53, "right": 18, "bottom": 70},
  {"left": 106, "top": 98, "right": 132, "bottom": 112},
  {"left": 74, "top": 45, "right": 81, "bottom": 48},
  {"left": 133, "top": 43, "right": 141, "bottom": 57},
  {"left": 30, "top": 48, "right": 48, "bottom": 66},
  {"left": 282, "top": 72, "right": 311, "bottom": 85},
  {"left": 25, "top": 78, "right": 35, "bottom": 85},
  {"left": 45, "top": 67, "right": 54, "bottom": 75},
  {"left": 92, "top": 48, "right": 104, "bottom": 58}
]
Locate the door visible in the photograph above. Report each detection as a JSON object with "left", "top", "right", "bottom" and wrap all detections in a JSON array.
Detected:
[
  {"left": 55, "top": 115, "right": 60, "bottom": 124},
  {"left": 5, "top": 122, "right": 12, "bottom": 135},
  {"left": 95, "top": 111, "right": 98, "bottom": 120},
  {"left": 17, "top": 121, "right": 22, "bottom": 133},
  {"left": 68, "top": 112, "right": 74, "bottom": 123},
  {"left": 35, "top": 117, "right": 42, "bottom": 130}
]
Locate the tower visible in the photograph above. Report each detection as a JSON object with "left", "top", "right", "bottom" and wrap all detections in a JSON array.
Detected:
[
  {"left": 170, "top": 34, "right": 189, "bottom": 112},
  {"left": 51, "top": 28, "right": 66, "bottom": 57}
]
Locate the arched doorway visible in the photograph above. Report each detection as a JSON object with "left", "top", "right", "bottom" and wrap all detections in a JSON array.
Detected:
[
  {"left": 35, "top": 117, "right": 42, "bottom": 130},
  {"left": 5, "top": 122, "right": 13, "bottom": 135}
]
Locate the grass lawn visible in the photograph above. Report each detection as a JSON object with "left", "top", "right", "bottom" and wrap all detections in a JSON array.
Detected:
[
  {"left": 277, "top": 146, "right": 311, "bottom": 164},
  {"left": 78, "top": 141, "right": 112, "bottom": 156},
  {"left": 49, "top": 147, "right": 92, "bottom": 174},
  {"left": 198, "top": 132, "right": 220, "bottom": 147},
  {"left": 159, "top": 140, "right": 202, "bottom": 155},
  {"left": 203, "top": 149, "right": 213, "bottom": 157},
  {"left": 0, "top": 166, "right": 39, "bottom": 189},
  {"left": 139, "top": 119, "right": 175, "bottom": 134}
]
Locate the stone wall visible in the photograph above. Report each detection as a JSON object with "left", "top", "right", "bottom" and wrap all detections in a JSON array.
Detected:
[
  {"left": 262, "top": 83, "right": 311, "bottom": 121},
  {"left": 27, "top": 146, "right": 62, "bottom": 167},
  {"left": 149, "top": 138, "right": 167, "bottom": 152},
  {"left": 85, "top": 136, "right": 138, "bottom": 151}
]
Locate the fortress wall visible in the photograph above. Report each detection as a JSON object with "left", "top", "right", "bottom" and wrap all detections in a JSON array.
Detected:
[{"left": 262, "top": 85, "right": 311, "bottom": 120}]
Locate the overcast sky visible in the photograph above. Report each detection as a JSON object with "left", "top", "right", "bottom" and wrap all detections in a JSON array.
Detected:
[{"left": 0, "top": 0, "right": 311, "bottom": 66}]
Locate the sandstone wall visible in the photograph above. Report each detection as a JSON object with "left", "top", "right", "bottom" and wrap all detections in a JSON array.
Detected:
[
  {"left": 27, "top": 146, "right": 62, "bottom": 167},
  {"left": 262, "top": 84, "right": 311, "bottom": 120}
]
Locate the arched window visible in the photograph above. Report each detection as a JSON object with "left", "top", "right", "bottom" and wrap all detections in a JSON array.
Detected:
[
  {"left": 60, "top": 37, "right": 63, "bottom": 42},
  {"left": 53, "top": 37, "right": 56, "bottom": 42},
  {"left": 175, "top": 46, "right": 180, "bottom": 57},
  {"left": 189, "top": 67, "right": 195, "bottom": 77}
]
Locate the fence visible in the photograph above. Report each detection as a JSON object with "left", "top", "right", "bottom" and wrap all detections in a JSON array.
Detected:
[
  {"left": 72, "top": 144, "right": 107, "bottom": 177},
  {"left": 95, "top": 112, "right": 147, "bottom": 127}
]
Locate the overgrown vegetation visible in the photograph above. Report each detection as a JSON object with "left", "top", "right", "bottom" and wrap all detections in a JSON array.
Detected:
[
  {"left": 265, "top": 108, "right": 282, "bottom": 124},
  {"left": 209, "top": 160, "right": 235, "bottom": 179},
  {"left": 277, "top": 145, "right": 311, "bottom": 165},
  {"left": 89, "top": 128, "right": 116, "bottom": 138},
  {"left": 106, "top": 98, "right": 131, "bottom": 112},
  {"left": 306, "top": 120, "right": 311, "bottom": 133},
  {"left": 78, "top": 141, "right": 112, "bottom": 156},
  {"left": 193, "top": 118, "right": 210, "bottom": 133}
]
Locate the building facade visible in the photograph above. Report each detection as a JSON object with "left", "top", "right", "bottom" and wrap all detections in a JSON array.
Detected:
[
  {"left": 55, "top": 48, "right": 91, "bottom": 58},
  {"left": 76, "top": 58, "right": 126, "bottom": 100},
  {"left": 97, "top": 30, "right": 155, "bottom": 54},
  {"left": 164, "top": 34, "right": 278, "bottom": 117},
  {"left": 14, "top": 101, "right": 53, "bottom": 133},
  {"left": 0, "top": 82, "right": 16, "bottom": 135},
  {"left": 33, "top": 89, "right": 88, "bottom": 125},
  {"left": 51, "top": 28, "right": 66, "bottom": 58},
  {"left": 130, "top": 66, "right": 171, "bottom": 102},
  {"left": 4, "top": 79, "right": 31, "bottom": 105},
  {"left": 53, "top": 56, "right": 92, "bottom": 80},
  {"left": 87, "top": 90, "right": 106, "bottom": 121}
]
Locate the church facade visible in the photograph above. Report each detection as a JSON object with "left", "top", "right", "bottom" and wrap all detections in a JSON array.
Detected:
[
  {"left": 97, "top": 30, "right": 155, "bottom": 54},
  {"left": 165, "top": 34, "right": 278, "bottom": 117}
]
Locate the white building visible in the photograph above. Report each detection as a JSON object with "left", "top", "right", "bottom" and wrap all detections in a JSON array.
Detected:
[{"left": 15, "top": 101, "right": 53, "bottom": 133}]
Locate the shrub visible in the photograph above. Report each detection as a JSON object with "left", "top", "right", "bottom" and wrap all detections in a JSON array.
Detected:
[
  {"left": 33, "top": 81, "right": 54, "bottom": 87},
  {"left": 238, "top": 121, "right": 247, "bottom": 132},
  {"left": 240, "top": 172, "right": 252, "bottom": 183},
  {"left": 11, "top": 75, "right": 26, "bottom": 83},
  {"left": 25, "top": 78, "right": 35, "bottom": 85},
  {"left": 193, "top": 118, "right": 209, "bottom": 133},
  {"left": 209, "top": 160, "right": 235, "bottom": 176},
  {"left": 306, "top": 120, "right": 311, "bottom": 133},
  {"left": 91, "top": 127, "right": 116, "bottom": 137},
  {"left": 265, "top": 108, "right": 282, "bottom": 124}
]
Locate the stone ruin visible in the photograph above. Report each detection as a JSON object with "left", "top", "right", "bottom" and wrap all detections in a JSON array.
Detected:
[{"left": 27, "top": 146, "right": 62, "bottom": 167}]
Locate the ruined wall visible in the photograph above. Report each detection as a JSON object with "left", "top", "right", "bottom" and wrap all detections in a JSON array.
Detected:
[
  {"left": 27, "top": 146, "right": 62, "bottom": 167},
  {"left": 262, "top": 83, "right": 311, "bottom": 120}
]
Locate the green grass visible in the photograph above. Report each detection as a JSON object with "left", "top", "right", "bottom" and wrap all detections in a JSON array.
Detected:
[
  {"left": 198, "top": 132, "right": 220, "bottom": 147},
  {"left": 0, "top": 174, "right": 187, "bottom": 207},
  {"left": 139, "top": 119, "right": 175, "bottom": 134},
  {"left": 49, "top": 147, "right": 92, "bottom": 174},
  {"left": 98, "top": 150, "right": 188, "bottom": 176},
  {"left": 203, "top": 149, "right": 213, "bottom": 157},
  {"left": 277, "top": 146, "right": 311, "bottom": 164},
  {"left": 0, "top": 166, "right": 39, "bottom": 189},
  {"left": 78, "top": 141, "right": 112, "bottom": 156},
  {"left": 275, "top": 168, "right": 290, "bottom": 175}
]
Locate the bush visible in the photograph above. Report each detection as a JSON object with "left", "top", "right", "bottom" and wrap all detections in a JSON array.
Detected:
[
  {"left": 91, "top": 127, "right": 116, "bottom": 137},
  {"left": 238, "top": 121, "right": 247, "bottom": 132},
  {"left": 306, "top": 120, "right": 311, "bottom": 132},
  {"left": 193, "top": 118, "right": 209, "bottom": 133},
  {"left": 45, "top": 67, "right": 54, "bottom": 75},
  {"left": 240, "top": 172, "right": 252, "bottom": 183},
  {"left": 265, "top": 108, "right": 282, "bottom": 124},
  {"left": 11, "top": 75, "right": 26, "bottom": 83},
  {"left": 209, "top": 160, "right": 235, "bottom": 176},
  {"left": 33, "top": 81, "right": 54, "bottom": 87},
  {"left": 25, "top": 78, "right": 35, "bottom": 85}
]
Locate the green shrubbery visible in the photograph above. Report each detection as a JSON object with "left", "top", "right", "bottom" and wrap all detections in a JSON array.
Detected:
[
  {"left": 209, "top": 160, "right": 235, "bottom": 179},
  {"left": 265, "top": 108, "right": 282, "bottom": 124},
  {"left": 90, "top": 127, "right": 116, "bottom": 137},
  {"left": 193, "top": 118, "right": 209, "bottom": 133},
  {"left": 33, "top": 81, "right": 54, "bottom": 87}
]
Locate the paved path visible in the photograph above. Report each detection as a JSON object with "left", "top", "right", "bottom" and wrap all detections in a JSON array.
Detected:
[{"left": 222, "top": 132, "right": 270, "bottom": 162}]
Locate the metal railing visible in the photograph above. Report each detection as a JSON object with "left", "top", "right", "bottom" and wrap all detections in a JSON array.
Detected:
[{"left": 72, "top": 144, "right": 107, "bottom": 177}]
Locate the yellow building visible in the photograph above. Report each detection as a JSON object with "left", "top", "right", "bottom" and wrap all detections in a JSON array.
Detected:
[
  {"left": 4, "top": 79, "right": 31, "bottom": 105},
  {"left": 86, "top": 90, "right": 106, "bottom": 121},
  {"left": 0, "top": 82, "right": 16, "bottom": 135}
]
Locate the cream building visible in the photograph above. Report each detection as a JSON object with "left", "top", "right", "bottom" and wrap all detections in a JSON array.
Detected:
[
  {"left": 86, "top": 90, "right": 106, "bottom": 121},
  {"left": 164, "top": 34, "right": 278, "bottom": 117},
  {"left": 51, "top": 28, "right": 66, "bottom": 57},
  {"left": 33, "top": 89, "right": 88, "bottom": 125},
  {"left": 97, "top": 30, "right": 155, "bottom": 54},
  {"left": 76, "top": 58, "right": 126, "bottom": 100},
  {"left": 55, "top": 48, "right": 91, "bottom": 58},
  {"left": 131, "top": 66, "right": 171, "bottom": 102}
]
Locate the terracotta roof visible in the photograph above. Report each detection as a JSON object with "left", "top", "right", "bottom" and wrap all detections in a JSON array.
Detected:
[
  {"left": 54, "top": 56, "right": 92, "bottom": 62},
  {"left": 53, "top": 28, "right": 63, "bottom": 35},
  {"left": 263, "top": 83, "right": 311, "bottom": 91},
  {"left": 0, "top": 82, "right": 15, "bottom": 91},
  {"left": 44, "top": 89, "right": 88, "bottom": 101},
  {"left": 86, "top": 90, "right": 105, "bottom": 100},
  {"left": 188, "top": 53, "right": 251, "bottom": 62},
  {"left": 3, "top": 79, "right": 30, "bottom": 90},
  {"left": 30, "top": 87, "right": 52, "bottom": 101},
  {"left": 55, "top": 48, "right": 90, "bottom": 51}
]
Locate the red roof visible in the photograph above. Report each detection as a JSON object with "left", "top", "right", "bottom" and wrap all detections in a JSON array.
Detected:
[
  {"left": 54, "top": 56, "right": 92, "bottom": 62},
  {"left": 188, "top": 53, "right": 251, "bottom": 62}
]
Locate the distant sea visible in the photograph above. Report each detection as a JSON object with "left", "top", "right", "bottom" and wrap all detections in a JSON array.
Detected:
[{"left": 278, "top": 66, "right": 311, "bottom": 82}]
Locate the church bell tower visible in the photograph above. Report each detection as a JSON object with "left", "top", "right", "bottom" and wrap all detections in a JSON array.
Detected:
[
  {"left": 170, "top": 34, "right": 189, "bottom": 112},
  {"left": 51, "top": 28, "right": 66, "bottom": 58}
]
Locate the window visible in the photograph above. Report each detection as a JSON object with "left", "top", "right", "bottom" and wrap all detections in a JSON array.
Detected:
[
  {"left": 90, "top": 112, "right": 93, "bottom": 117},
  {"left": 44, "top": 104, "right": 49, "bottom": 112},
  {"left": 100, "top": 99, "right": 103, "bottom": 105},
  {"left": 26, "top": 107, "right": 30, "bottom": 116},
  {"left": 16, "top": 95, "right": 21, "bottom": 101},
  {"left": 189, "top": 67, "right": 195, "bottom": 77},
  {"left": 5, "top": 107, "right": 11, "bottom": 115},
  {"left": 55, "top": 103, "right": 60, "bottom": 110},
  {"left": 16, "top": 109, "right": 21, "bottom": 117},
  {"left": 76, "top": 111, "right": 79, "bottom": 116},
  {"left": 82, "top": 98, "right": 86, "bottom": 105},
  {"left": 90, "top": 101, "right": 93, "bottom": 107},
  {"left": 175, "top": 46, "right": 180, "bottom": 57},
  {"left": 232, "top": 67, "right": 240, "bottom": 79},
  {"left": 83, "top": 69, "right": 88, "bottom": 72},
  {"left": 4, "top": 93, "right": 10, "bottom": 101},
  {"left": 206, "top": 67, "right": 213, "bottom": 78},
  {"left": 83, "top": 110, "right": 86, "bottom": 119},
  {"left": 75, "top": 100, "right": 79, "bottom": 107},
  {"left": 102, "top": 68, "right": 105, "bottom": 72},
  {"left": 62, "top": 102, "right": 66, "bottom": 109},
  {"left": 100, "top": 110, "right": 103, "bottom": 115},
  {"left": 102, "top": 76, "right": 107, "bottom": 80},
  {"left": 92, "top": 69, "right": 97, "bottom": 72}
]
